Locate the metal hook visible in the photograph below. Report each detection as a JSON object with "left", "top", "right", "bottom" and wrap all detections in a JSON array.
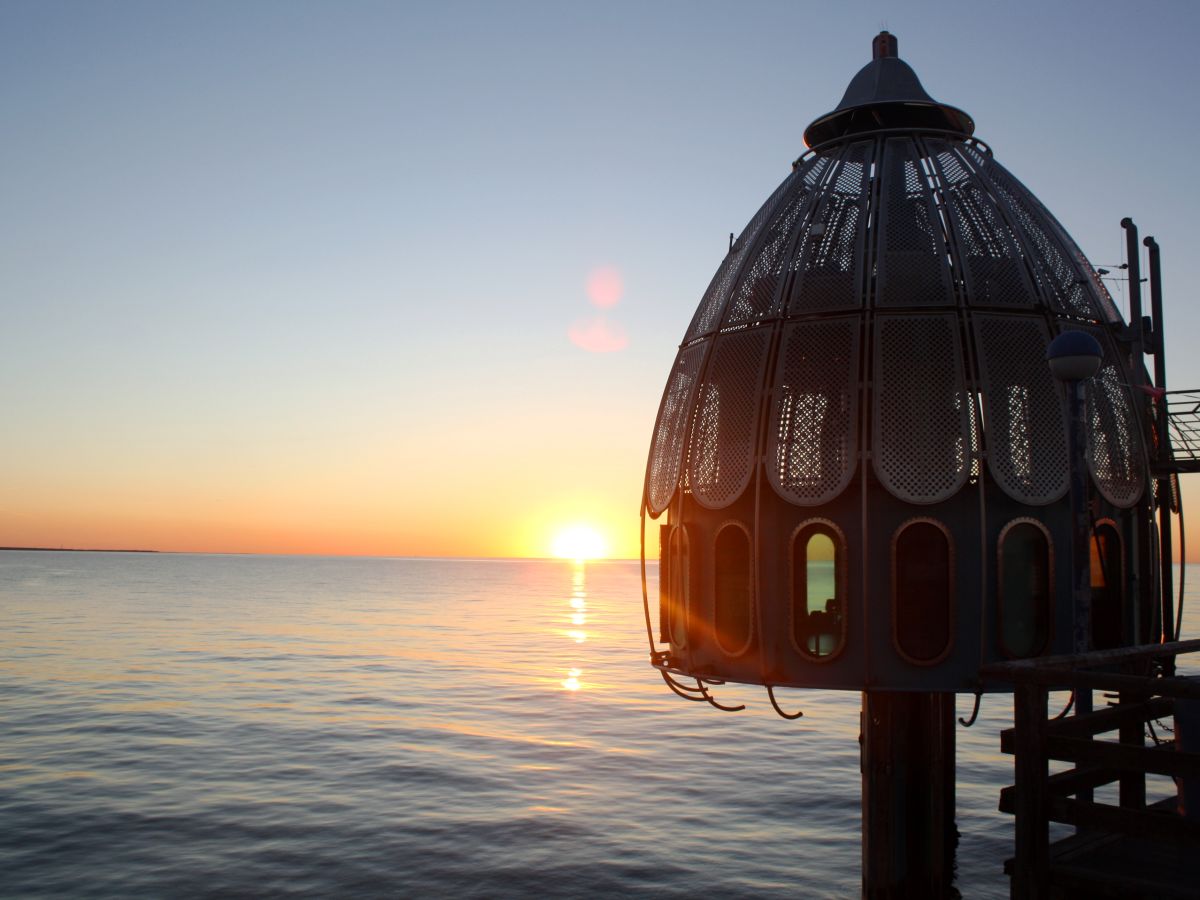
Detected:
[
  {"left": 666, "top": 672, "right": 708, "bottom": 694},
  {"left": 659, "top": 670, "right": 708, "bottom": 702},
  {"left": 705, "top": 694, "right": 746, "bottom": 713},
  {"left": 766, "top": 685, "right": 804, "bottom": 720},
  {"left": 958, "top": 690, "right": 982, "bottom": 727},
  {"left": 660, "top": 671, "right": 744, "bottom": 711},
  {"left": 1051, "top": 690, "right": 1076, "bottom": 721}
]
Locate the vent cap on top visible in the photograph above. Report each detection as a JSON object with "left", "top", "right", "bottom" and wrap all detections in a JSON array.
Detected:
[{"left": 803, "top": 31, "right": 975, "bottom": 148}]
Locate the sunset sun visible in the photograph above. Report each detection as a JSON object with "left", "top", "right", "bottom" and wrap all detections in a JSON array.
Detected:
[{"left": 551, "top": 525, "right": 607, "bottom": 561}]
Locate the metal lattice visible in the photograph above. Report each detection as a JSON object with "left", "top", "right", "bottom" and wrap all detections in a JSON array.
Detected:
[
  {"left": 786, "top": 143, "right": 872, "bottom": 315},
  {"left": 930, "top": 141, "right": 1035, "bottom": 308},
  {"left": 974, "top": 316, "right": 1069, "bottom": 504},
  {"left": 873, "top": 315, "right": 971, "bottom": 503},
  {"left": 648, "top": 126, "right": 1149, "bottom": 521},
  {"left": 722, "top": 163, "right": 824, "bottom": 329},
  {"left": 1082, "top": 327, "right": 1144, "bottom": 507},
  {"left": 683, "top": 172, "right": 799, "bottom": 342},
  {"left": 645, "top": 343, "right": 707, "bottom": 515},
  {"left": 994, "top": 157, "right": 1122, "bottom": 322},
  {"left": 766, "top": 319, "right": 861, "bottom": 505},
  {"left": 876, "top": 138, "right": 953, "bottom": 307},
  {"left": 687, "top": 329, "right": 771, "bottom": 508},
  {"left": 982, "top": 160, "right": 1102, "bottom": 320}
]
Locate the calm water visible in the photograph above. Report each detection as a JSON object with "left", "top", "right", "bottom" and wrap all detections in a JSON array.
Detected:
[{"left": 1, "top": 552, "right": 1195, "bottom": 898}]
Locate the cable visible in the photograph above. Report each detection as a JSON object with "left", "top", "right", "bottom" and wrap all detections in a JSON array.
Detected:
[
  {"left": 1051, "top": 691, "right": 1076, "bottom": 721},
  {"left": 639, "top": 506, "right": 656, "bottom": 651},
  {"left": 1177, "top": 479, "right": 1187, "bottom": 641}
]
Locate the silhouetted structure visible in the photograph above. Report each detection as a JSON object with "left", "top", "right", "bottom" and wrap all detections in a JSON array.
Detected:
[{"left": 640, "top": 32, "right": 1183, "bottom": 898}]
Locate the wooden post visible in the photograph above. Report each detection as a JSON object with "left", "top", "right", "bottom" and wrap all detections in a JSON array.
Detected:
[
  {"left": 861, "top": 690, "right": 956, "bottom": 899},
  {"left": 1118, "top": 690, "right": 1147, "bottom": 809},
  {"left": 1012, "top": 682, "right": 1049, "bottom": 899}
]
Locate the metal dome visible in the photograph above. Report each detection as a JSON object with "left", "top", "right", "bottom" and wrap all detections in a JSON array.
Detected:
[{"left": 642, "top": 33, "right": 1154, "bottom": 694}]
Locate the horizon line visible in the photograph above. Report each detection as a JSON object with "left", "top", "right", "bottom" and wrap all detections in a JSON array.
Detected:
[{"left": 0, "top": 546, "right": 643, "bottom": 562}]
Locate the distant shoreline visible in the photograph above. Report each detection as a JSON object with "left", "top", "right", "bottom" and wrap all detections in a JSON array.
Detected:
[
  {"left": 0, "top": 548, "right": 641, "bottom": 560},
  {"left": 0, "top": 547, "right": 159, "bottom": 554}
]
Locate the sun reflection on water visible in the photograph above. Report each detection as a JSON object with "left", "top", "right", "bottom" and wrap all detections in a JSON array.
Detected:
[
  {"left": 562, "top": 668, "right": 582, "bottom": 691},
  {"left": 562, "top": 564, "right": 588, "bottom": 690}
]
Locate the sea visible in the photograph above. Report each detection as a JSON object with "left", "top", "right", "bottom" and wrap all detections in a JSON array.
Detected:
[{"left": 1, "top": 551, "right": 1196, "bottom": 898}]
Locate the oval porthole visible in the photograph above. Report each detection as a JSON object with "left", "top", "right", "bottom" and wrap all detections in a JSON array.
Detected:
[
  {"left": 791, "top": 520, "right": 847, "bottom": 660},
  {"left": 892, "top": 519, "right": 953, "bottom": 665},
  {"left": 658, "top": 524, "right": 672, "bottom": 643},
  {"left": 998, "top": 520, "right": 1052, "bottom": 658},
  {"left": 713, "top": 522, "right": 753, "bottom": 655},
  {"left": 1091, "top": 522, "right": 1123, "bottom": 650},
  {"left": 668, "top": 525, "right": 690, "bottom": 647}
]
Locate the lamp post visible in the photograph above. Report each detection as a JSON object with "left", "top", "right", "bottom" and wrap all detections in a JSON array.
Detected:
[{"left": 1047, "top": 331, "right": 1104, "bottom": 726}]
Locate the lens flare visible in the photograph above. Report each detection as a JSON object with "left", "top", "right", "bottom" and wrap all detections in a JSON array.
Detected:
[
  {"left": 567, "top": 315, "right": 628, "bottom": 353},
  {"left": 586, "top": 267, "right": 623, "bottom": 309}
]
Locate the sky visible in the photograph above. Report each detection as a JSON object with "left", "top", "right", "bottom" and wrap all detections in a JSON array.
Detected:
[{"left": 2, "top": 0, "right": 1199, "bottom": 559}]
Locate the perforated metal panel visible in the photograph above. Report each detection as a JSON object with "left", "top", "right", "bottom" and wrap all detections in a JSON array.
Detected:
[
  {"left": 955, "top": 140, "right": 991, "bottom": 173},
  {"left": 684, "top": 159, "right": 827, "bottom": 342},
  {"left": 1003, "top": 167, "right": 1121, "bottom": 322},
  {"left": 982, "top": 160, "right": 1102, "bottom": 320},
  {"left": 649, "top": 133, "right": 1149, "bottom": 526},
  {"left": 645, "top": 343, "right": 707, "bottom": 515},
  {"left": 1071, "top": 247, "right": 1121, "bottom": 324},
  {"left": 786, "top": 143, "right": 872, "bottom": 314},
  {"left": 873, "top": 315, "right": 971, "bottom": 503},
  {"left": 683, "top": 174, "right": 796, "bottom": 342},
  {"left": 722, "top": 159, "right": 827, "bottom": 328},
  {"left": 687, "top": 329, "right": 771, "bottom": 508},
  {"left": 929, "top": 141, "right": 1037, "bottom": 309},
  {"left": 1082, "top": 326, "right": 1145, "bottom": 508},
  {"left": 766, "top": 319, "right": 860, "bottom": 505},
  {"left": 875, "top": 138, "right": 954, "bottom": 307},
  {"left": 974, "top": 316, "right": 1069, "bottom": 504}
]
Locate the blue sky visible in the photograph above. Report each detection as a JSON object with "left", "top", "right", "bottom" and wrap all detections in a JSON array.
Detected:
[{"left": 1, "top": 0, "right": 1198, "bottom": 555}]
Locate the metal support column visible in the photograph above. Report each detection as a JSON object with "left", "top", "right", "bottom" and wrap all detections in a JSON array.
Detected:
[{"left": 1145, "top": 236, "right": 1174, "bottom": 643}]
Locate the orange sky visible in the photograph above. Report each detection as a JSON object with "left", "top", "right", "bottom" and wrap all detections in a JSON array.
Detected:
[{"left": 0, "top": 370, "right": 657, "bottom": 559}]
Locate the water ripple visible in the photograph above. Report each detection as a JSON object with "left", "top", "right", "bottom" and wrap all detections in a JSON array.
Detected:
[{"left": 5, "top": 553, "right": 1194, "bottom": 897}]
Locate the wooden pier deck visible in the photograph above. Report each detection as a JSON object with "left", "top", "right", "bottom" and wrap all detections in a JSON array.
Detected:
[{"left": 984, "top": 640, "right": 1200, "bottom": 899}]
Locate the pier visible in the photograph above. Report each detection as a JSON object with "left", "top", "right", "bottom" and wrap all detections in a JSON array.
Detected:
[{"left": 987, "top": 640, "right": 1200, "bottom": 898}]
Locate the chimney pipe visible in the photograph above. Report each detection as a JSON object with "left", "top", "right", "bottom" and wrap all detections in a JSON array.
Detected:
[
  {"left": 873, "top": 31, "right": 898, "bottom": 60},
  {"left": 1121, "top": 217, "right": 1145, "bottom": 363}
]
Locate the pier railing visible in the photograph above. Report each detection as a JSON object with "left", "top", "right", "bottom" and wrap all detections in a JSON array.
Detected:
[
  {"left": 983, "top": 639, "right": 1200, "bottom": 899},
  {"left": 1163, "top": 390, "right": 1200, "bottom": 473}
]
